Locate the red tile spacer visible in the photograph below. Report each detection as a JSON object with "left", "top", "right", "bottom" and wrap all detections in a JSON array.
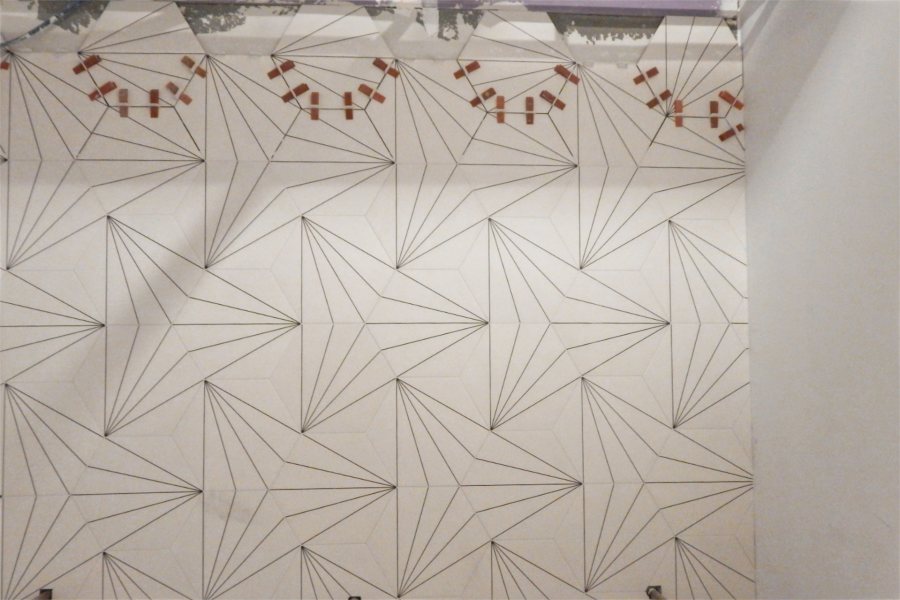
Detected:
[
  {"left": 166, "top": 81, "right": 179, "bottom": 95},
  {"left": 281, "top": 83, "right": 308, "bottom": 103},
  {"left": 633, "top": 66, "right": 659, "bottom": 84},
  {"left": 469, "top": 95, "right": 482, "bottom": 107},
  {"left": 0, "top": 61, "right": 9, "bottom": 70},
  {"left": 481, "top": 87, "right": 496, "bottom": 101},
  {"left": 267, "top": 60, "right": 295, "bottom": 79},
  {"left": 194, "top": 65, "right": 207, "bottom": 78},
  {"left": 181, "top": 56, "right": 196, "bottom": 69},
  {"left": 718, "top": 90, "right": 744, "bottom": 110},
  {"left": 719, "top": 128, "right": 737, "bottom": 141},
  {"left": 359, "top": 84, "right": 385, "bottom": 104},
  {"left": 736, "top": 123, "right": 745, "bottom": 132},
  {"left": 310, "top": 91, "right": 319, "bottom": 120},
  {"left": 88, "top": 81, "right": 117, "bottom": 101},
  {"left": 73, "top": 54, "right": 101, "bottom": 74},
  {"left": 149, "top": 89, "right": 159, "bottom": 118},
  {"left": 179, "top": 92, "right": 192, "bottom": 105},
  {"left": 525, "top": 96, "right": 534, "bottom": 125},
  {"left": 496, "top": 96, "right": 505, "bottom": 124},
  {"left": 660, "top": 89, "right": 672, "bottom": 101},
  {"left": 374, "top": 57, "right": 398, "bottom": 77},
  {"left": 454, "top": 61, "right": 479, "bottom": 79},
  {"left": 118, "top": 89, "right": 128, "bottom": 118},
  {"left": 554, "top": 64, "right": 580, "bottom": 85},
  {"left": 646, "top": 97, "right": 660, "bottom": 109}
]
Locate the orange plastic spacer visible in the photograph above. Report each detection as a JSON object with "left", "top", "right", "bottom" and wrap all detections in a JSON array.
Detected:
[
  {"left": 149, "top": 89, "right": 159, "bottom": 118},
  {"left": 718, "top": 90, "right": 744, "bottom": 110},
  {"left": 310, "top": 91, "right": 319, "bottom": 120}
]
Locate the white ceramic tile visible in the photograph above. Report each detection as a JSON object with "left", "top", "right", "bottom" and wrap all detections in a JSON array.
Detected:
[{"left": 0, "top": 6, "right": 751, "bottom": 599}]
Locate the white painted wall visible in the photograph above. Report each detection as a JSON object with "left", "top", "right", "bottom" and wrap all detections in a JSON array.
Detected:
[{"left": 742, "top": 1, "right": 900, "bottom": 598}]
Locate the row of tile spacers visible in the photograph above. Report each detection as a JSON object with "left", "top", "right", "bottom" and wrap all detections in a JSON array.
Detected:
[
  {"left": 477, "top": 90, "right": 565, "bottom": 118},
  {"left": 373, "top": 58, "right": 399, "bottom": 78},
  {"left": 674, "top": 99, "right": 684, "bottom": 126},
  {"left": 267, "top": 59, "right": 295, "bottom": 79},
  {"left": 554, "top": 64, "right": 580, "bottom": 85},
  {"left": 75, "top": 52, "right": 117, "bottom": 107},
  {"left": 454, "top": 60, "right": 480, "bottom": 79},
  {"left": 180, "top": 56, "right": 207, "bottom": 78},
  {"left": 73, "top": 54, "right": 101, "bottom": 74}
]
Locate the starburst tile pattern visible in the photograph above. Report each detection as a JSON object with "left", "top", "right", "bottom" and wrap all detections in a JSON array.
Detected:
[{"left": 0, "top": 3, "right": 752, "bottom": 598}]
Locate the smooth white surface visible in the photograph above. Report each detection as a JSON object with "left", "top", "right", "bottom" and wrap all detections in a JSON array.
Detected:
[{"left": 743, "top": 1, "right": 900, "bottom": 598}]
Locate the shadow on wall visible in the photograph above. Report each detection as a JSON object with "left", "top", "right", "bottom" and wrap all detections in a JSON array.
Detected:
[{"left": 740, "top": 0, "right": 847, "bottom": 143}]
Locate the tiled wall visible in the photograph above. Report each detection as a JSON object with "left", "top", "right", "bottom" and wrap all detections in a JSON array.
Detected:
[{"left": 0, "top": 2, "right": 751, "bottom": 598}]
